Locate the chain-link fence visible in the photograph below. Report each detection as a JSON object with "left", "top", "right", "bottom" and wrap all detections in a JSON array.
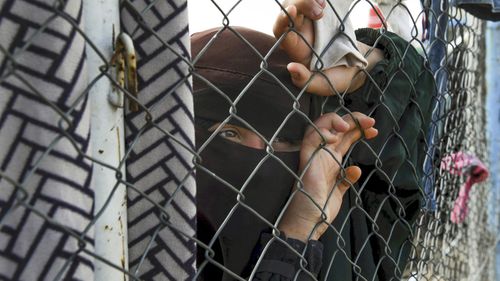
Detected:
[{"left": 0, "top": 0, "right": 497, "bottom": 280}]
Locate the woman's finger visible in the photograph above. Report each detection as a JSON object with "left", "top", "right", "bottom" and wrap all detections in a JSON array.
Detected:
[
  {"left": 289, "top": 0, "right": 325, "bottom": 19},
  {"left": 364, "top": 127, "right": 378, "bottom": 140},
  {"left": 302, "top": 127, "right": 339, "bottom": 150},
  {"left": 342, "top": 112, "right": 375, "bottom": 131},
  {"left": 317, "top": 112, "right": 376, "bottom": 155},
  {"left": 314, "top": 112, "right": 350, "bottom": 132},
  {"left": 303, "top": 112, "right": 376, "bottom": 151},
  {"left": 287, "top": 63, "right": 343, "bottom": 96},
  {"left": 288, "top": 63, "right": 366, "bottom": 96},
  {"left": 337, "top": 166, "right": 361, "bottom": 194},
  {"left": 304, "top": 112, "right": 349, "bottom": 143},
  {"left": 333, "top": 125, "right": 378, "bottom": 155},
  {"left": 273, "top": 5, "right": 307, "bottom": 52},
  {"left": 287, "top": 63, "right": 332, "bottom": 96},
  {"left": 273, "top": 5, "right": 296, "bottom": 39}
]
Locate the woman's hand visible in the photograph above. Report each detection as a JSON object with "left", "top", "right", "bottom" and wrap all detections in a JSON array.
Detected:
[
  {"left": 278, "top": 112, "right": 378, "bottom": 241},
  {"left": 274, "top": 0, "right": 384, "bottom": 95},
  {"left": 273, "top": 0, "right": 325, "bottom": 66}
]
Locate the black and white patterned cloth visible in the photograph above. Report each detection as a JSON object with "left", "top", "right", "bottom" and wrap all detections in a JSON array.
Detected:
[
  {"left": 121, "top": 0, "right": 196, "bottom": 280},
  {"left": 0, "top": 0, "right": 94, "bottom": 279},
  {"left": 0, "top": 0, "right": 195, "bottom": 280}
]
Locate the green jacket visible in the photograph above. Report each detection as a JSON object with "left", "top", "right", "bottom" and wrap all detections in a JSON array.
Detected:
[{"left": 318, "top": 28, "right": 436, "bottom": 281}]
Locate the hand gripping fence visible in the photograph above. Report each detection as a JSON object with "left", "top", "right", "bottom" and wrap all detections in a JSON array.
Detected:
[{"left": 0, "top": 0, "right": 498, "bottom": 281}]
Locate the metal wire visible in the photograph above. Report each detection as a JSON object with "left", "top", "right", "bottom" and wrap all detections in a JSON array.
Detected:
[{"left": 0, "top": 0, "right": 497, "bottom": 280}]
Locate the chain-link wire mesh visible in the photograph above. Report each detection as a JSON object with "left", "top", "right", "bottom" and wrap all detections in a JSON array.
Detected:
[
  {"left": 0, "top": 0, "right": 196, "bottom": 280},
  {"left": 404, "top": 7, "right": 495, "bottom": 281},
  {"left": 0, "top": 0, "right": 498, "bottom": 281}
]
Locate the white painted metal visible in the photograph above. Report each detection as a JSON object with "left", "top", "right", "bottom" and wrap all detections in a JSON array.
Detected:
[{"left": 83, "top": 1, "right": 128, "bottom": 280}]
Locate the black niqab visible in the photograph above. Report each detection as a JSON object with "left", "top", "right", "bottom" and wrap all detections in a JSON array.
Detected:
[{"left": 192, "top": 27, "right": 312, "bottom": 280}]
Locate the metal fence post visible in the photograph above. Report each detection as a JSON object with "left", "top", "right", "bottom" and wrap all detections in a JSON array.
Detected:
[
  {"left": 486, "top": 21, "right": 500, "bottom": 281},
  {"left": 83, "top": 1, "right": 128, "bottom": 280}
]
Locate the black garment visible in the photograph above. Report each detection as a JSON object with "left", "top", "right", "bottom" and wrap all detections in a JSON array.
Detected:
[
  {"left": 192, "top": 27, "right": 311, "bottom": 141},
  {"left": 194, "top": 27, "right": 435, "bottom": 281},
  {"left": 195, "top": 127, "right": 303, "bottom": 280},
  {"left": 192, "top": 27, "right": 317, "bottom": 281},
  {"left": 195, "top": 130, "right": 324, "bottom": 280},
  {"left": 250, "top": 232, "right": 323, "bottom": 281},
  {"left": 247, "top": 28, "right": 435, "bottom": 281},
  {"left": 317, "top": 28, "right": 435, "bottom": 280}
]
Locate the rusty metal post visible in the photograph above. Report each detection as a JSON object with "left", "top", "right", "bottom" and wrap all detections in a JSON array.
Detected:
[{"left": 83, "top": 1, "right": 129, "bottom": 280}]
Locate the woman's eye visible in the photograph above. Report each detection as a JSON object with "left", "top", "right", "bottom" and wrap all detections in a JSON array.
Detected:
[{"left": 219, "top": 129, "right": 240, "bottom": 140}]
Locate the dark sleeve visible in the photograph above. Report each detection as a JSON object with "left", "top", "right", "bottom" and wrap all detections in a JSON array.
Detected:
[
  {"left": 341, "top": 30, "right": 435, "bottom": 217},
  {"left": 320, "top": 30, "right": 436, "bottom": 280},
  {"left": 248, "top": 232, "right": 323, "bottom": 281},
  {"left": 350, "top": 32, "right": 435, "bottom": 280}
]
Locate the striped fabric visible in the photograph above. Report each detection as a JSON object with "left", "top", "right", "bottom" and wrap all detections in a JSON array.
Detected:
[
  {"left": 0, "top": 0, "right": 94, "bottom": 279},
  {"left": 121, "top": 1, "right": 196, "bottom": 280},
  {"left": 0, "top": 0, "right": 196, "bottom": 280}
]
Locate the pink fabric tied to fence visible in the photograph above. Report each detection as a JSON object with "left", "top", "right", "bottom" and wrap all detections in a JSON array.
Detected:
[{"left": 441, "top": 152, "right": 489, "bottom": 223}]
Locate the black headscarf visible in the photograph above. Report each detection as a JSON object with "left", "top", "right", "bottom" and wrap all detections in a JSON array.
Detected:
[{"left": 192, "top": 27, "right": 312, "bottom": 280}]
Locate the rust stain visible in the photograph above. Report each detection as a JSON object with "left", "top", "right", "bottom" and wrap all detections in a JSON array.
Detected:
[
  {"left": 116, "top": 126, "right": 122, "bottom": 161},
  {"left": 120, "top": 256, "right": 126, "bottom": 281},
  {"left": 118, "top": 214, "right": 127, "bottom": 280}
]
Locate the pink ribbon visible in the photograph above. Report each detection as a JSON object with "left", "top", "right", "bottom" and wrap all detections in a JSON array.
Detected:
[{"left": 440, "top": 152, "right": 489, "bottom": 223}]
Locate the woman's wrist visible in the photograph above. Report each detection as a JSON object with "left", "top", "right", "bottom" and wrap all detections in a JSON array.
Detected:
[
  {"left": 252, "top": 231, "right": 324, "bottom": 278},
  {"left": 278, "top": 215, "right": 323, "bottom": 242}
]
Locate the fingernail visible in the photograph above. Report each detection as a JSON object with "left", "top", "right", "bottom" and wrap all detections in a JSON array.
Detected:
[
  {"left": 315, "top": 0, "right": 325, "bottom": 7},
  {"left": 313, "top": 5, "right": 323, "bottom": 17}
]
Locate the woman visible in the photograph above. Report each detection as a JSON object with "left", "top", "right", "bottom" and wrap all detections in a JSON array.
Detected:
[
  {"left": 192, "top": 27, "right": 377, "bottom": 280},
  {"left": 273, "top": 1, "right": 435, "bottom": 280}
]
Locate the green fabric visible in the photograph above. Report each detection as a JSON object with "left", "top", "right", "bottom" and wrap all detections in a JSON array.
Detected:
[{"left": 319, "top": 28, "right": 436, "bottom": 281}]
